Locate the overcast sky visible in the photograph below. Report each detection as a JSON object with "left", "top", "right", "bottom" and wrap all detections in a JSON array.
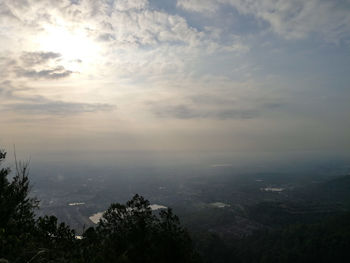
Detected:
[{"left": 1, "top": 0, "right": 350, "bottom": 167}]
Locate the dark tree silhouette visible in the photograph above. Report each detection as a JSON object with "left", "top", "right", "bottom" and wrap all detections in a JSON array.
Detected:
[
  {"left": 81, "top": 194, "right": 201, "bottom": 263},
  {"left": 0, "top": 149, "right": 202, "bottom": 263},
  {"left": 0, "top": 150, "right": 39, "bottom": 261}
]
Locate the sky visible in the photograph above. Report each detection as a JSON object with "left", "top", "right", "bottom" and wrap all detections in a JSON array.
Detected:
[{"left": 1, "top": 0, "right": 350, "bottom": 170}]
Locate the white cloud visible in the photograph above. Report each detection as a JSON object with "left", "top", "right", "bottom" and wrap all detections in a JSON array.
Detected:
[
  {"left": 108, "top": 9, "right": 204, "bottom": 46},
  {"left": 113, "top": 0, "right": 148, "bottom": 11},
  {"left": 178, "top": 0, "right": 350, "bottom": 41},
  {"left": 177, "top": 0, "right": 219, "bottom": 13},
  {"left": 0, "top": 0, "right": 250, "bottom": 117},
  {"left": 229, "top": 0, "right": 350, "bottom": 41},
  {"left": 2, "top": 0, "right": 348, "bottom": 157}
]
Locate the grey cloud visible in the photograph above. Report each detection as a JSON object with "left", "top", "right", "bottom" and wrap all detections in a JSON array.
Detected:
[
  {"left": 177, "top": 0, "right": 219, "bottom": 13},
  {"left": 5, "top": 101, "right": 114, "bottom": 115},
  {"left": 113, "top": 0, "right": 149, "bottom": 11},
  {"left": 152, "top": 104, "right": 258, "bottom": 120},
  {"left": 20, "top": 51, "right": 61, "bottom": 65},
  {"left": 0, "top": 80, "right": 26, "bottom": 99},
  {"left": 0, "top": 85, "right": 12, "bottom": 98},
  {"left": 150, "top": 96, "right": 284, "bottom": 120},
  {"left": 263, "top": 103, "right": 283, "bottom": 110},
  {"left": 70, "top": 0, "right": 81, "bottom": 5},
  {"left": 190, "top": 95, "right": 236, "bottom": 105},
  {"left": 15, "top": 66, "right": 73, "bottom": 79},
  {"left": 229, "top": 0, "right": 350, "bottom": 40},
  {"left": 216, "top": 109, "right": 258, "bottom": 119},
  {"left": 154, "top": 105, "right": 199, "bottom": 119},
  {"left": 0, "top": 80, "right": 114, "bottom": 115},
  {"left": 190, "top": 95, "right": 284, "bottom": 109},
  {"left": 0, "top": 2, "right": 20, "bottom": 21},
  {"left": 0, "top": 57, "right": 17, "bottom": 79},
  {"left": 1, "top": 51, "right": 72, "bottom": 80},
  {"left": 97, "top": 33, "right": 116, "bottom": 42},
  {"left": 177, "top": 0, "right": 350, "bottom": 41}
]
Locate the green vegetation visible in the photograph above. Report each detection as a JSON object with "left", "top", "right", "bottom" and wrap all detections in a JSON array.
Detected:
[{"left": 0, "top": 150, "right": 200, "bottom": 263}]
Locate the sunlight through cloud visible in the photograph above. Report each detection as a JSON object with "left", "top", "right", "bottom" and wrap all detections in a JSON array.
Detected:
[{"left": 36, "top": 19, "right": 102, "bottom": 72}]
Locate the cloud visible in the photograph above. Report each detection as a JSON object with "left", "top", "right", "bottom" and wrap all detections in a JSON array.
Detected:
[
  {"left": 149, "top": 90, "right": 285, "bottom": 120},
  {"left": 177, "top": 0, "right": 219, "bottom": 13},
  {"left": 0, "top": 2, "right": 20, "bottom": 21},
  {"left": 105, "top": 9, "right": 206, "bottom": 47},
  {"left": 97, "top": 33, "right": 116, "bottom": 42},
  {"left": 0, "top": 78, "right": 113, "bottom": 117},
  {"left": 0, "top": 80, "right": 19, "bottom": 99},
  {"left": 153, "top": 104, "right": 199, "bottom": 119},
  {"left": 230, "top": 0, "right": 350, "bottom": 41},
  {"left": 0, "top": 0, "right": 349, "bottom": 158},
  {"left": 15, "top": 66, "right": 73, "bottom": 79},
  {"left": 0, "top": 80, "right": 114, "bottom": 115},
  {"left": 113, "top": 0, "right": 149, "bottom": 11},
  {"left": 0, "top": 0, "right": 250, "bottom": 85},
  {"left": 4, "top": 100, "right": 114, "bottom": 115},
  {"left": 151, "top": 104, "right": 258, "bottom": 120},
  {"left": 0, "top": 56, "right": 17, "bottom": 79},
  {"left": 0, "top": 51, "right": 73, "bottom": 80},
  {"left": 211, "top": 164, "right": 232, "bottom": 168},
  {"left": 20, "top": 51, "right": 61, "bottom": 65},
  {"left": 177, "top": 0, "right": 350, "bottom": 41}
]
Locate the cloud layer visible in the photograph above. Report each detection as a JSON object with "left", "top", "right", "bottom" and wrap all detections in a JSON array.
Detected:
[
  {"left": 178, "top": 0, "right": 350, "bottom": 41},
  {"left": 0, "top": 0, "right": 349, "bottom": 157}
]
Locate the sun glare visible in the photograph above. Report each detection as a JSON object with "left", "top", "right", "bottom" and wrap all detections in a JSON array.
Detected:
[{"left": 37, "top": 21, "right": 102, "bottom": 72}]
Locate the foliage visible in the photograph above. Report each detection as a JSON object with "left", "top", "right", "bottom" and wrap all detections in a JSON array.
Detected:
[
  {"left": 0, "top": 149, "right": 201, "bottom": 263},
  {"left": 80, "top": 194, "right": 200, "bottom": 263},
  {"left": 0, "top": 150, "right": 39, "bottom": 261}
]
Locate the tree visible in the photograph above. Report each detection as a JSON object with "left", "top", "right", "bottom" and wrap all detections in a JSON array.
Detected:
[
  {"left": 0, "top": 149, "right": 202, "bottom": 263},
  {"left": 0, "top": 150, "right": 78, "bottom": 262},
  {"left": 0, "top": 149, "right": 39, "bottom": 261},
  {"left": 81, "top": 194, "right": 201, "bottom": 263}
]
